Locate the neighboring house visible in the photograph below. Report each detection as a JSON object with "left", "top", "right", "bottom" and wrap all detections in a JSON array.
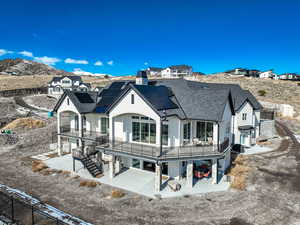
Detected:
[
  {"left": 246, "top": 69, "right": 261, "bottom": 77},
  {"left": 259, "top": 70, "right": 275, "bottom": 79},
  {"left": 276, "top": 73, "right": 299, "bottom": 80},
  {"left": 48, "top": 76, "right": 91, "bottom": 98},
  {"left": 161, "top": 65, "right": 193, "bottom": 78},
  {"left": 52, "top": 71, "right": 261, "bottom": 193},
  {"left": 146, "top": 67, "right": 163, "bottom": 76},
  {"left": 225, "top": 68, "right": 260, "bottom": 77}
]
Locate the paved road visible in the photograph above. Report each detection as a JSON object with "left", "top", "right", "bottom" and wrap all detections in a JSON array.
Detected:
[{"left": 14, "top": 96, "right": 48, "bottom": 113}]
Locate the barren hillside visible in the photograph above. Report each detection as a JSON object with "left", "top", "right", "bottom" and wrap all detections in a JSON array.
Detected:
[{"left": 194, "top": 73, "right": 300, "bottom": 117}]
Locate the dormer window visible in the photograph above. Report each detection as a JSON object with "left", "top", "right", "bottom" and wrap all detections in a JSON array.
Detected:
[{"left": 131, "top": 94, "right": 134, "bottom": 104}]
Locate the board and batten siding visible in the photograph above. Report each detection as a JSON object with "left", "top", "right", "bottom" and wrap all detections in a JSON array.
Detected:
[{"left": 233, "top": 101, "right": 254, "bottom": 144}]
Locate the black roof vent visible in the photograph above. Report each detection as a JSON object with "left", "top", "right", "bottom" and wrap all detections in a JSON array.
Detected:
[{"left": 136, "top": 70, "right": 148, "bottom": 78}]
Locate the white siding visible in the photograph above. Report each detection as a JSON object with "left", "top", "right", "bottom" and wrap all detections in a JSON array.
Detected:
[
  {"left": 109, "top": 89, "right": 161, "bottom": 146},
  {"left": 233, "top": 101, "right": 254, "bottom": 144},
  {"left": 219, "top": 101, "right": 233, "bottom": 145}
]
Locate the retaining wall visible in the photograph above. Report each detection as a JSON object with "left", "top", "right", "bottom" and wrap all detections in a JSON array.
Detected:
[{"left": 0, "top": 87, "right": 47, "bottom": 97}]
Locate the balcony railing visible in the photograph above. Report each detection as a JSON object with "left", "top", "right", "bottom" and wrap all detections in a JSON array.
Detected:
[
  {"left": 97, "top": 138, "right": 230, "bottom": 160},
  {"left": 58, "top": 126, "right": 109, "bottom": 141}
]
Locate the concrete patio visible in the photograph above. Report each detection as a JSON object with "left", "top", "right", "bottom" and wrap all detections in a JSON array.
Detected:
[{"left": 45, "top": 154, "right": 230, "bottom": 198}]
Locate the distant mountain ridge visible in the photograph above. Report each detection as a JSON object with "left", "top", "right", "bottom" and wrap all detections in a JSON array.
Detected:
[{"left": 0, "top": 58, "right": 73, "bottom": 76}]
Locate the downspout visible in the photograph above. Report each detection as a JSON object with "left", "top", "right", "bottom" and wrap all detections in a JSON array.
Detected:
[
  {"left": 217, "top": 122, "right": 220, "bottom": 152},
  {"left": 160, "top": 117, "right": 163, "bottom": 157}
]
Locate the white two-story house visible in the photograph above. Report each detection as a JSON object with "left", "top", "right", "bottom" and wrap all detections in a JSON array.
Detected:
[
  {"left": 161, "top": 65, "right": 193, "bottom": 78},
  {"left": 52, "top": 71, "right": 261, "bottom": 193},
  {"left": 48, "top": 76, "right": 91, "bottom": 98}
]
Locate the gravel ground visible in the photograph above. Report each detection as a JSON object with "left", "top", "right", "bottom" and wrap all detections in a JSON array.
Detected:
[
  {"left": 23, "top": 94, "right": 58, "bottom": 111},
  {"left": 0, "top": 120, "right": 300, "bottom": 225}
]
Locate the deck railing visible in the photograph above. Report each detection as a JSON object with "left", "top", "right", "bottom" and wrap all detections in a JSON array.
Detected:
[
  {"left": 58, "top": 126, "right": 109, "bottom": 141},
  {"left": 97, "top": 138, "right": 230, "bottom": 160}
]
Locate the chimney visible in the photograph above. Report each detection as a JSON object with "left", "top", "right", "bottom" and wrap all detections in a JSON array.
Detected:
[{"left": 136, "top": 70, "right": 148, "bottom": 85}]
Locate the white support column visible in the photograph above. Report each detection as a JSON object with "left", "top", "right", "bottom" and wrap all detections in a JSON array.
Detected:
[
  {"left": 109, "top": 116, "right": 114, "bottom": 143},
  {"left": 155, "top": 163, "right": 162, "bottom": 192},
  {"left": 57, "top": 112, "right": 62, "bottom": 156},
  {"left": 140, "top": 160, "right": 144, "bottom": 170},
  {"left": 109, "top": 156, "right": 115, "bottom": 179},
  {"left": 211, "top": 159, "right": 218, "bottom": 184},
  {"left": 78, "top": 114, "right": 84, "bottom": 152},
  {"left": 115, "top": 157, "right": 121, "bottom": 174},
  {"left": 186, "top": 160, "right": 193, "bottom": 188},
  {"left": 156, "top": 119, "right": 162, "bottom": 156}
]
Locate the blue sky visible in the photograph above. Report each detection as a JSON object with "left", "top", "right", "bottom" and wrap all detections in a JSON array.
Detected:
[{"left": 0, "top": 0, "right": 299, "bottom": 75}]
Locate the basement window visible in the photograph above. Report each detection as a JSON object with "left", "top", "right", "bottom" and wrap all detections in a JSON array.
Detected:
[{"left": 131, "top": 94, "right": 134, "bottom": 104}]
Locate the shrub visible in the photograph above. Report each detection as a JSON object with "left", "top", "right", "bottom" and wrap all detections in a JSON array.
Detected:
[
  {"left": 32, "top": 161, "right": 48, "bottom": 172},
  {"left": 79, "top": 180, "right": 99, "bottom": 188},
  {"left": 298, "top": 83, "right": 300, "bottom": 86},
  {"left": 111, "top": 189, "right": 125, "bottom": 198},
  {"left": 228, "top": 156, "right": 251, "bottom": 190},
  {"left": 258, "top": 90, "right": 266, "bottom": 96}
]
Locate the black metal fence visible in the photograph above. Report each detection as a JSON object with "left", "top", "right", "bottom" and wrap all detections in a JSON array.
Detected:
[
  {"left": 0, "top": 191, "right": 63, "bottom": 225},
  {"left": 0, "top": 189, "right": 91, "bottom": 225}
]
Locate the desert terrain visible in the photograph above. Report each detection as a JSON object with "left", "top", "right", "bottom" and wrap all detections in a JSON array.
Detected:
[{"left": 0, "top": 75, "right": 299, "bottom": 225}]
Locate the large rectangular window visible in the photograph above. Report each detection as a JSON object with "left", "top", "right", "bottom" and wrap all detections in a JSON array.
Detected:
[
  {"left": 196, "top": 121, "right": 213, "bottom": 141},
  {"left": 162, "top": 124, "right": 169, "bottom": 146},
  {"left": 132, "top": 122, "right": 140, "bottom": 141},
  {"left": 131, "top": 116, "right": 156, "bottom": 144},
  {"left": 141, "top": 123, "right": 149, "bottom": 143},
  {"left": 101, "top": 117, "right": 109, "bottom": 134},
  {"left": 74, "top": 115, "right": 79, "bottom": 131},
  {"left": 150, "top": 123, "right": 156, "bottom": 144},
  {"left": 183, "top": 122, "right": 191, "bottom": 141}
]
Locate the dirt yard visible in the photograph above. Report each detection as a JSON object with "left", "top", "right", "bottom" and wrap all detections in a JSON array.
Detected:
[
  {"left": 0, "top": 76, "right": 300, "bottom": 225},
  {"left": 0, "top": 114, "right": 300, "bottom": 224}
]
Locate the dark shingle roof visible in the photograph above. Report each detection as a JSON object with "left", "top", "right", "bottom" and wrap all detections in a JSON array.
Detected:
[
  {"left": 53, "top": 78, "right": 260, "bottom": 122},
  {"left": 148, "top": 67, "right": 163, "bottom": 72},
  {"left": 49, "top": 76, "right": 82, "bottom": 84},
  {"left": 150, "top": 79, "right": 232, "bottom": 121},
  {"left": 168, "top": 65, "right": 192, "bottom": 70}
]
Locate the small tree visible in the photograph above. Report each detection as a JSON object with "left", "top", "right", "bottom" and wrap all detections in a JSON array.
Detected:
[{"left": 258, "top": 90, "right": 266, "bottom": 97}]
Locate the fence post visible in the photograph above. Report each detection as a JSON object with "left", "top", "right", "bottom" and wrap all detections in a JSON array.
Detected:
[
  {"left": 32, "top": 205, "right": 34, "bottom": 225},
  {"left": 11, "top": 196, "right": 14, "bottom": 222}
]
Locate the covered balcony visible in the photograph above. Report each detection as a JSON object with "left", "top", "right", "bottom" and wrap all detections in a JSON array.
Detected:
[{"left": 57, "top": 111, "right": 109, "bottom": 141}]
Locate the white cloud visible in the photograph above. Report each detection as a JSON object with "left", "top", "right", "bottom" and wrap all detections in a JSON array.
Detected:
[
  {"left": 0, "top": 49, "right": 14, "bottom": 56},
  {"left": 107, "top": 60, "right": 114, "bottom": 66},
  {"left": 34, "top": 56, "right": 60, "bottom": 65},
  {"left": 144, "top": 62, "right": 149, "bottom": 66},
  {"left": 19, "top": 51, "right": 34, "bottom": 58},
  {"left": 72, "top": 68, "right": 110, "bottom": 77},
  {"left": 64, "top": 58, "right": 89, "bottom": 65},
  {"left": 94, "top": 60, "right": 103, "bottom": 66}
]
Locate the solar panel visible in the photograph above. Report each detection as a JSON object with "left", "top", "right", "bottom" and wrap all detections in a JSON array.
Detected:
[{"left": 74, "top": 92, "right": 94, "bottom": 103}]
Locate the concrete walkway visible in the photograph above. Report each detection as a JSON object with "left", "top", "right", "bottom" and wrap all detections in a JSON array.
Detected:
[
  {"left": 45, "top": 154, "right": 230, "bottom": 198},
  {"left": 241, "top": 144, "right": 273, "bottom": 155}
]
